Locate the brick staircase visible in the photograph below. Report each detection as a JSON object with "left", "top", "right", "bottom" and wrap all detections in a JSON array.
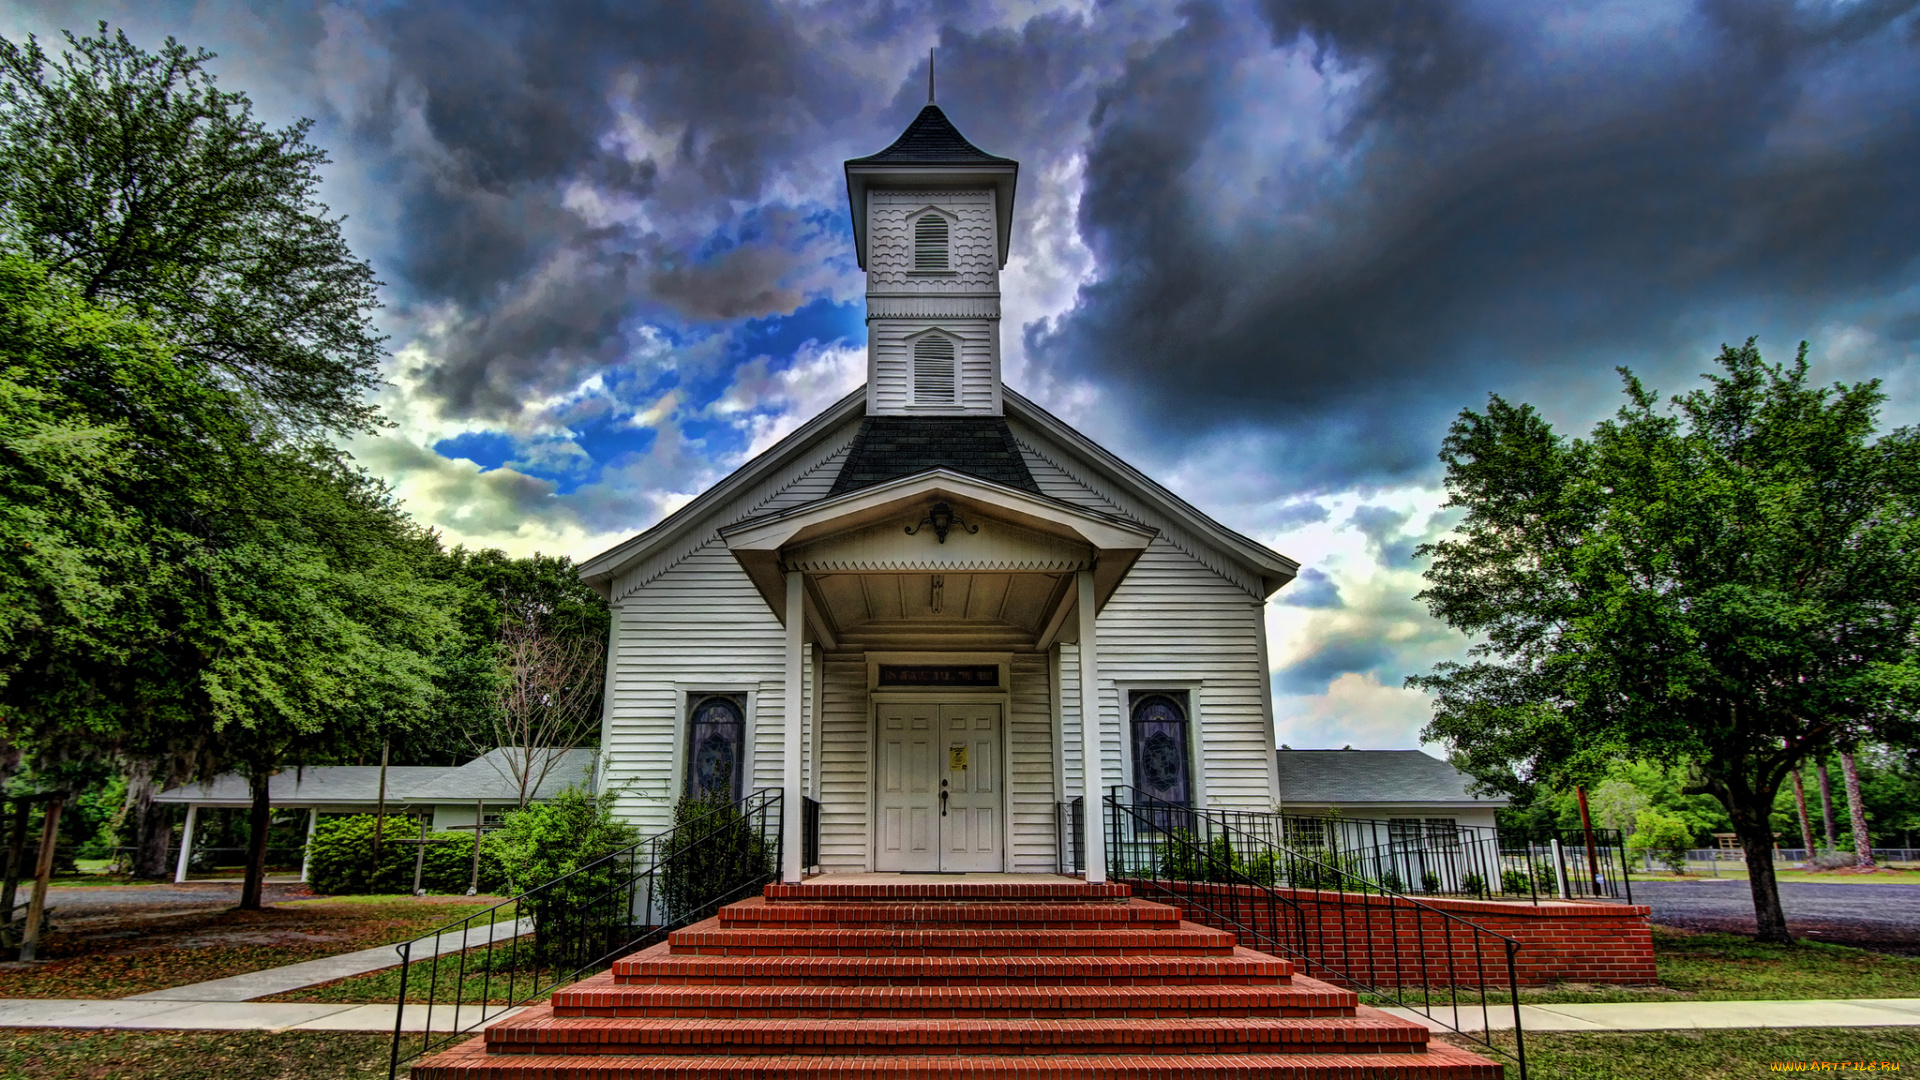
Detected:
[{"left": 413, "top": 877, "right": 1502, "bottom": 1079}]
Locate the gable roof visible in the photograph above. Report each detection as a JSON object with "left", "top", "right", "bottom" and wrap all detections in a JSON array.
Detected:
[
  {"left": 1273, "top": 750, "right": 1507, "bottom": 808},
  {"left": 845, "top": 105, "right": 1015, "bottom": 166},
  {"left": 829, "top": 416, "right": 1038, "bottom": 496},
  {"left": 154, "top": 748, "right": 598, "bottom": 807},
  {"left": 578, "top": 385, "right": 1297, "bottom": 602}
]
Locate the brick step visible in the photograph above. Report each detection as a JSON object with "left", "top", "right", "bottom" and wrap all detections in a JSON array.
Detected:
[
  {"left": 416, "top": 1039, "right": 1504, "bottom": 1079},
  {"left": 764, "top": 879, "right": 1133, "bottom": 904},
  {"left": 614, "top": 943, "right": 1291, "bottom": 986},
  {"left": 717, "top": 897, "right": 1181, "bottom": 929},
  {"left": 487, "top": 1007, "right": 1429, "bottom": 1056},
  {"left": 668, "top": 923, "right": 1237, "bottom": 957},
  {"left": 549, "top": 970, "right": 1359, "bottom": 1018}
]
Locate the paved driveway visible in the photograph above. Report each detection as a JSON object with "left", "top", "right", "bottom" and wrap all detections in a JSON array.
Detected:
[{"left": 1631, "top": 878, "right": 1920, "bottom": 953}]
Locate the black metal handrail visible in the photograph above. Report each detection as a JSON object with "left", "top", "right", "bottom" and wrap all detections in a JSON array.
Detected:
[
  {"left": 802, "top": 795, "right": 821, "bottom": 872},
  {"left": 1055, "top": 796, "right": 1084, "bottom": 875},
  {"left": 1108, "top": 787, "right": 1527, "bottom": 1079},
  {"left": 385, "top": 788, "right": 782, "bottom": 1079}
]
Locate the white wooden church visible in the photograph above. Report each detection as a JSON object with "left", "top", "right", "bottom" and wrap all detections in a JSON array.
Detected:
[{"left": 579, "top": 102, "right": 1305, "bottom": 884}]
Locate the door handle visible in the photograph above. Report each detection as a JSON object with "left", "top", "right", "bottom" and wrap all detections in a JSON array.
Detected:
[{"left": 940, "top": 789, "right": 948, "bottom": 817}]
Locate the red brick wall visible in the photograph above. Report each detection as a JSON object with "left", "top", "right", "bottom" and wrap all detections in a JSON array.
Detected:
[{"left": 1132, "top": 879, "right": 1656, "bottom": 987}]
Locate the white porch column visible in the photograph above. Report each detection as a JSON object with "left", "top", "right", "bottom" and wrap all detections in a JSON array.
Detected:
[
  {"left": 1077, "top": 570, "right": 1107, "bottom": 883},
  {"left": 299, "top": 807, "right": 319, "bottom": 883},
  {"left": 782, "top": 570, "right": 805, "bottom": 883},
  {"left": 173, "top": 804, "right": 198, "bottom": 884}
]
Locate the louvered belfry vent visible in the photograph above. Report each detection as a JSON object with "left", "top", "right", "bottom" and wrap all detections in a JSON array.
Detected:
[
  {"left": 913, "top": 335, "right": 957, "bottom": 404},
  {"left": 913, "top": 215, "right": 950, "bottom": 271}
]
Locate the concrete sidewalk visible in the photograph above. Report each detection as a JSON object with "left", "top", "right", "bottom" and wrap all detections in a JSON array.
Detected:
[
  {"left": 0, "top": 997, "right": 523, "bottom": 1032},
  {"left": 1383, "top": 997, "right": 1920, "bottom": 1032},
  {"left": 123, "top": 917, "right": 533, "bottom": 1002}
]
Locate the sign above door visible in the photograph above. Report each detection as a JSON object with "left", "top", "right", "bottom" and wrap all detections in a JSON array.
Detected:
[{"left": 878, "top": 664, "right": 1000, "bottom": 688}]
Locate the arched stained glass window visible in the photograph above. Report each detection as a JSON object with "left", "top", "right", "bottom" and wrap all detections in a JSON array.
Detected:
[
  {"left": 685, "top": 694, "right": 745, "bottom": 801},
  {"left": 913, "top": 213, "right": 949, "bottom": 270},
  {"left": 1129, "top": 691, "right": 1193, "bottom": 815}
]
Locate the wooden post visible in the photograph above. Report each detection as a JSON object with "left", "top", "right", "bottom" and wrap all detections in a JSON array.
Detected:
[
  {"left": 782, "top": 570, "right": 804, "bottom": 883},
  {"left": 1575, "top": 786, "right": 1603, "bottom": 889},
  {"left": 469, "top": 801, "right": 483, "bottom": 895},
  {"left": 19, "top": 795, "right": 63, "bottom": 961},
  {"left": 372, "top": 739, "right": 390, "bottom": 862},
  {"left": 411, "top": 815, "right": 429, "bottom": 896},
  {"left": 1077, "top": 570, "right": 1106, "bottom": 884}
]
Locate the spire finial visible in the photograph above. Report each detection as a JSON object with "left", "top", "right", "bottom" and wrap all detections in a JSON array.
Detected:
[{"left": 928, "top": 47, "right": 936, "bottom": 104}]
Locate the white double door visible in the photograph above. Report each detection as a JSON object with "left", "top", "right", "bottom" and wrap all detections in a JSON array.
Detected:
[{"left": 875, "top": 701, "right": 1003, "bottom": 872}]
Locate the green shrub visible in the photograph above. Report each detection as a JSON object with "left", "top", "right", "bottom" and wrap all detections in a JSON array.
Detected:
[
  {"left": 1462, "top": 873, "right": 1488, "bottom": 898},
  {"left": 484, "top": 786, "right": 639, "bottom": 967},
  {"left": 1421, "top": 871, "right": 1441, "bottom": 894},
  {"left": 305, "top": 815, "right": 507, "bottom": 896},
  {"left": 656, "top": 792, "right": 777, "bottom": 924},
  {"left": 1500, "top": 869, "right": 1530, "bottom": 895},
  {"left": 1379, "top": 870, "right": 1405, "bottom": 894},
  {"left": 1626, "top": 809, "right": 1694, "bottom": 873}
]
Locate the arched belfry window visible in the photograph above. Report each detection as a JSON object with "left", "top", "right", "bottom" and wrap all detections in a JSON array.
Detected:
[
  {"left": 913, "top": 334, "right": 957, "bottom": 405},
  {"left": 913, "top": 213, "right": 950, "bottom": 271}
]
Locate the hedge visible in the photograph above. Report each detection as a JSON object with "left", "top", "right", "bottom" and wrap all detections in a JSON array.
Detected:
[{"left": 305, "top": 814, "right": 508, "bottom": 896}]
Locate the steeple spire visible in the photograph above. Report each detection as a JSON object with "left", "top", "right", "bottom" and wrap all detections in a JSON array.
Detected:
[{"left": 927, "top": 48, "right": 935, "bottom": 104}]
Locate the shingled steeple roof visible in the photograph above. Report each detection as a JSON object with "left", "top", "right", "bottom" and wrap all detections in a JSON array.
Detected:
[{"left": 846, "top": 104, "right": 1015, "bottom": 166}]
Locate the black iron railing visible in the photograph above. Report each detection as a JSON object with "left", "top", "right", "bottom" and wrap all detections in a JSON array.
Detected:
[
  {"left": 1267, "top": 817, "right": 1631, "bottom": 904},
  {"left": 386, "top": 788, "right": 782, "bottom": 1079},
  {"left": 1107, "top": 787, "right": 1528, "bottom": 1079},
  {"left": 803, "top": 795, "right": 820, "bottom": 872},
  {"left": 1055, "top": 797, "right": 1084, "bottom": 875}
]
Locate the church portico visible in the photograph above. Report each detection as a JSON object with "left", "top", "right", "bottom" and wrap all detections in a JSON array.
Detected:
[{"left": 720, "top": 468, "right": 1154, "bottom": 882}]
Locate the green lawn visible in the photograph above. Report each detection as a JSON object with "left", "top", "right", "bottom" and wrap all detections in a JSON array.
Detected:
[
  {"left": 1459, "top": 1028, "right": 1919, "bottom": 1078},
  {"left": 1362, "top": 925, "right": 1920, "bottom": 1008},
  {"left": 0, "top": 1030, "right": 392, "bottom": 1080}
]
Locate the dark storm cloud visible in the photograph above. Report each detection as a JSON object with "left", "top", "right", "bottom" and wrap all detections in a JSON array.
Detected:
[
  {"left": 336, "top": 0, "right": 884, "bottom": 416},
  {"left": 1031, "top": 0, "right": 1920, "bottom": 488},
  {"left": 1280, "top": 567, "right": 1343, "bottom": 608}
]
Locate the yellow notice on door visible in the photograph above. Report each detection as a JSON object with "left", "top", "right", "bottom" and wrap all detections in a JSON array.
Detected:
[{"left": 948, "top": 745, "right": 968, "bottom": 771}]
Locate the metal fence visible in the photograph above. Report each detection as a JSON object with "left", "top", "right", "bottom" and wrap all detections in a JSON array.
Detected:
[
  {"left": 385, "top": 788, "right": 782, "bottom": 1080},
  {"left": 1055, "top": 797, "right": 1084, "bottom": 875},
  {"left": 1107, "top": 787, "right": 1528, "bottom": 1079}
]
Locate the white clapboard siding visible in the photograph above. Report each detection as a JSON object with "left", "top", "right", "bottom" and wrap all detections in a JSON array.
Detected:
[
  {"left": 1008, "top": 654, "right": 1058, "bottom": 870},
  {"left": 869, "top": 320, "right": 997, "bottom": 414},
  {"left": 1011, "top": 418, "right": 1279, "bottom": 811},
  {"left": 818, "top": 653, "right": 871, "bottom": 871}
]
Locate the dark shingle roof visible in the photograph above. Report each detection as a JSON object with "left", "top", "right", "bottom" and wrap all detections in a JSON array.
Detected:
[
  {"left": 847, "top": 105, "right": 1014, "bottom": 166},
  {"left": 1274, "top": 750, "right": 1507, "bottom": 806},
  {"left": 828, "top": 416, "right": 1039, "bottom": 497}
]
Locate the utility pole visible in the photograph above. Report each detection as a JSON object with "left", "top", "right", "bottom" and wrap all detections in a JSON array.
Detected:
[
  {"left": 372, "top": 739, "right": 390, "bottom": 862},
  {"left": 18, "top": 795, "right": 63, "bottom": 962},
  {"left": 1575, "top": 786, "right": 1603, "bottom": 890}
]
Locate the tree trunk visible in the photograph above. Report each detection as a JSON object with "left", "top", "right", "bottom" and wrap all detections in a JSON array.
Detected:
[
  {"left": 1840, "top": 749, "right": 1875, "bottom": 868},
  {"left": 1575, "top": 786, "right": 1602, "bottom": 889},
  {"left": 0, "top": 799, "right": 28, "bottom": 928},
  {"left": 1790, "top": 769, "right": 1817, "bottom": 859},
  {"left": 121, "top": 763, "right": 172, "bottom": 879},
  {"left": 239, "top": 770, "right": 271, "bottom": 911},
  {"left": 1817, "top": 759, "right": 1839, "bottom": 850},
  {"left": 19, "top": 795, "right": 63, "bottom": 961},
  {"left": 1730, "top": 798, "right": 1792, "bottom": 943}
]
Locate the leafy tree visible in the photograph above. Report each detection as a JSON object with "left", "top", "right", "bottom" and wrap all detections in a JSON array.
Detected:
[
  {"left": 1627, "top": 810, "right": 1695, "bottom": 874},
  {"left": 1412, "top": 342, "right": 1920, "bottom": 942},
  {"left": 0, "top": 25, "right": 383, "bottom": 437}
]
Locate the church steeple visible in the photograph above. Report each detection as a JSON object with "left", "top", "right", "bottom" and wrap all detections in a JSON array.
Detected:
[{"left": 845, "top": 101, "right": 1018, "bottom": 416}]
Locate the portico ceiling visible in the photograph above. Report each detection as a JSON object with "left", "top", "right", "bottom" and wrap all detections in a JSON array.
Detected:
[{"left": 719, "top": 470, "right": 1156, "bottom": 651}]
